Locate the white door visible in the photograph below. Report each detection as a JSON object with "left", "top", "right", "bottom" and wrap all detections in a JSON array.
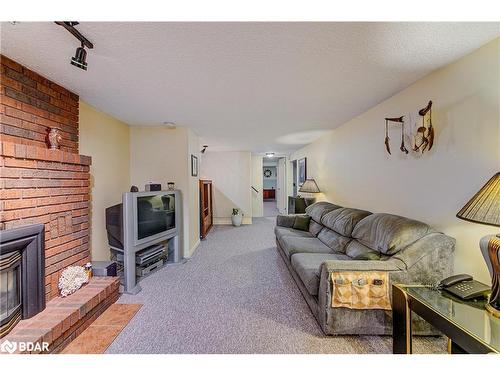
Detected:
[{"left": 276, "top": 158, "right": 286, "bottom": 214}]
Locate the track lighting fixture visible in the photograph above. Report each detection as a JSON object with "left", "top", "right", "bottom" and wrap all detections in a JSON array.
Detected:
[
  {"left": 201, "top": 145, "right": 208, "bottom": 154},
  {"left": 71, "top": 43, "right": 88, "bottom": 71},
  {"left": 55, "top": 21, "right": 94, "bottom": 71}
]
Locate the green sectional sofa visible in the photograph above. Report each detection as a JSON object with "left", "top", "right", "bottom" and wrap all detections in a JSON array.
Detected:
[{"left": 275, "top": 201, "right": 456, "bottom": 335}]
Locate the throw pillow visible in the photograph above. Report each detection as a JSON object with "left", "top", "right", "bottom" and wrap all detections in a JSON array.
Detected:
[{"left": 293, "top": 215, "right": 311, "bottom": 231}]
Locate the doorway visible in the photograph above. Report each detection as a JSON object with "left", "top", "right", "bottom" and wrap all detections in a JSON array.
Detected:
[
  {"left": 262, "top": 158, "right": 279, "bottom": 217},
  {"left": 262, "top": 156, "right": 287, "bottom": 217}
]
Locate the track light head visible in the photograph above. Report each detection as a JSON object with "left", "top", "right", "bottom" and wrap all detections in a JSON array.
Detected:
[
  {"left": 201, "top": 145, "right": 208, "bottom": 154},
  {"left": 71, "top": 45, "right": 88, "bottom": 71}
]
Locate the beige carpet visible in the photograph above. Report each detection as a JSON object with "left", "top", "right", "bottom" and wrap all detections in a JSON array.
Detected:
[{"left": 108, "top": 218, "right": 447, "bottom": 354}]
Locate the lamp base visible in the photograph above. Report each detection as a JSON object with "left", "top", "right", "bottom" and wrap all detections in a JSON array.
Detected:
[
  {"left": 482, "top": 234, "right": 500, "bottom": 318},
  {"left": 485, "top": 302, "right": 500, "bottom": 318}
]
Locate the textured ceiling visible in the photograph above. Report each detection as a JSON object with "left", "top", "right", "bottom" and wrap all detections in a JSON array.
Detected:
[{"left": 1, "top": 22, "right": 499, "bottom": 153}]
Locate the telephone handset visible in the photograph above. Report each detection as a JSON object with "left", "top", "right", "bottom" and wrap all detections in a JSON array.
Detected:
[{"left": 438, "top": 274, "right": 490, "bottom": 300}]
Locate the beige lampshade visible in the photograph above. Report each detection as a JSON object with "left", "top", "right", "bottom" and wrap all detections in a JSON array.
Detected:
[
  {"left": 457, "top": 172, "right": 500, "bottom": 227},
  {"left": 299, "top": 179, "right": 321, "bottom": 193}
]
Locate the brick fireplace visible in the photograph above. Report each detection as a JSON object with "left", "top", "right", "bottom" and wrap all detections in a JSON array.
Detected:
[
  {"left": 0, "top": 55, "right": 91, "bottom": 302},
  {"left": 0, "top": 55, "right": 120, "bottom": 352}
]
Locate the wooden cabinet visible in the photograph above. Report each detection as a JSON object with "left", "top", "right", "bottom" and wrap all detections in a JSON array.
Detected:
[
  {"left": 263, "top": 189, "right": 276, "bottom": 200},
  {"left": 199, "top": 180, "right": 213, "bottom": 239}
]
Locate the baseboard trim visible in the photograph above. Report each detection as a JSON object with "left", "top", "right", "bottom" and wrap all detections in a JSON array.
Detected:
[
  {"left": 213, "top": 217, "right": 253, "bottom": 225},
  {"left": 186, "top": 239, "right": 201, "bottom": 258}
]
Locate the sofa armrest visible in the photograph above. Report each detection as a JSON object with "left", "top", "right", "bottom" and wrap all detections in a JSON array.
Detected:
[
  {"left": 322, "top": 259, "right": 406, "bottom": 273},
  {"left": 276, "top": 214, "right": 299, "bottom": 228},
  {"left": 392, "top": 232, "right": 455, "bottom": 270},
  {"left": 316, "top": 259, "right": 406, "bottom": 334}
]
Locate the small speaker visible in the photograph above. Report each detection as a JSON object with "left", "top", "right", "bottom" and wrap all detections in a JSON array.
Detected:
[
  {"left": 145, "top": 183, "right": 162, "bottom": 191},
  {"left": 92, "top": 261, "right": 117, "bottom": 277}
]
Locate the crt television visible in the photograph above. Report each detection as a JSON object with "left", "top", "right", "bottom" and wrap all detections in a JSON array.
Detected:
[{"left": 106, "top": 191, "right": 178, "bottom": 250}]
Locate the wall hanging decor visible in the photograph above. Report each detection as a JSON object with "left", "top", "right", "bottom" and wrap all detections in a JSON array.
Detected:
[
  {"left": 384, "top": 116, "right": 408, "bottom": 155},
  {"left": 298, "top": 157, "right": 307, "bottom": 185},
  {"left": 191, "top": 154, "right": 198, "bottom": 177},
  {"left": 384, "top": 100, "right": 434, "bottom": 156},
  {"left": 412, "top": 100, "right": 434, "bottom": 153}
]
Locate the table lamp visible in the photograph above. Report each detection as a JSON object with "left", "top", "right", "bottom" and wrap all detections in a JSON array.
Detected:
[
  {"left": 299, "top": 178, "right": 321, "bottom": 194},
  {"left": 456, "top": 172, "right": 500, "bottom": 317},
  {"left": 295, "top": 179, "right": 321, "bottom": 213}
]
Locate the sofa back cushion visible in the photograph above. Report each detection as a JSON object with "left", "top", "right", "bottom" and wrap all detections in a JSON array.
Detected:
[
  {"left": 308, "top": 220, "right": 324, "bottom": 236},
  {"left": 321, "top": 208, "right": 372, "bottom": 237},
  {"left": 305, "top": 202, "right": 341, "bottom": 223},
  {"left": 352, "top": 213, "right": 433, "bottom": 255},
  {"left": 317, "top": 228, "right": 352, "bottom": 253},
  {"left": 345, "top": 240, "right": 381, "bottom": 260}
]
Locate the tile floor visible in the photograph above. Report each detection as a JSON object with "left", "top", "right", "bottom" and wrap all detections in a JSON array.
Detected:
[{"left": 62, "top": 304, "right": 142, "bottom": 354}]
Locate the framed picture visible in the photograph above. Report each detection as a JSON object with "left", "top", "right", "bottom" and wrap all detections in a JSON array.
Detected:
[
  {"left": 191, "top": 155, "right": 198, "bottom": 177},
  {"left": 298, "top": 157, "right": 307, "bottom": 186}
]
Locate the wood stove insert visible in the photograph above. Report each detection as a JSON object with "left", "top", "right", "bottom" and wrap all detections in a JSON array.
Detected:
[{"left": 0, "top": 224, "right": 45, "bottom": 338}]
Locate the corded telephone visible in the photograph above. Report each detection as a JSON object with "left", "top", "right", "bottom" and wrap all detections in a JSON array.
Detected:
[{"left": 438, "top": 274, "right": 490, "bottom": 300}]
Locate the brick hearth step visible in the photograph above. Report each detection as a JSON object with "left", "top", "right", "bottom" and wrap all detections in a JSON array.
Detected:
[{"left": 0, "top": 277, "right": 120, "bottom": 354}]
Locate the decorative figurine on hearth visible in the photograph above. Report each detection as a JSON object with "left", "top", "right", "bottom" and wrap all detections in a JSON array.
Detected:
[
  {"left": 58, "top": 265, "right": 89, "bottom": 297},
  {"left": 47, "top": 127, "right": 62, "bottom": 150}
]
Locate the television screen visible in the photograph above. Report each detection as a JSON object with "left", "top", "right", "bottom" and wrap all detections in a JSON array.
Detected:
[
  {"left": 105, "top": 203, "right": 123, "bottom": 249},
  {"left": 136, "top": 194, "right": 175, "bottom": 240}
]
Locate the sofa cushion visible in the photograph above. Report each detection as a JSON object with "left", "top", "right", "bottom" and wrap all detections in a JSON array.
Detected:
[
  {"left": 345, "top": 240, "right": 381, "bottom": 260},
  {"left": 279, "top": 236, "right": 333, "bottom": 259},
  {"left": 275, "top": 226, "right": 313, "bottom": 242},
  {"left": 291, "top": 252, "right": 350, "bottom": 295},
  {"left": 317, "top": 227, "right": 352, "bottom": 253},
  {"left": 321, "top": 208, "right": 372, "bottom": 237},
  {"left": 293, "top": 215, "right": 311, "bottom": 231},
  {"left": 352, "top": 213, "right": 433, "bottom": 255},
  {"left": 305, "top": 202, "right": 341, "bottom": 223},
  {"left": 308, "top": 220, "right": 324, "bottom": 237},
  {"left": 276, "top": 214, "right": 296, "bottom": 228}
]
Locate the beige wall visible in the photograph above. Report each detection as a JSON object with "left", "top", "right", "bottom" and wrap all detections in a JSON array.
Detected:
[
  {"left": 187, "top": 128, "right": 201, "bottom": 254},
  {"left": 251, "top": 155, "right": 263, "bottom": 217},
  {"left": 129, "top": 126, "right": 200, "bottom": 257},
  {"left": 79, "top": 101, "right": 131, "bottom": 261},
  {"left": 291, "top": 38, "right": 500, "bottom": 283},
  {"left": 200, "top": 151, "right": 253, "bottom": 224}
]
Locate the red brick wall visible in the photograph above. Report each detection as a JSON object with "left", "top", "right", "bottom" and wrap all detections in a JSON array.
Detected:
[
  {"left": 0, "top": 55, "right": 91, "bottom": 302},
  {"left": 1, "top": 55, "right": 79, "bottom": 154}
]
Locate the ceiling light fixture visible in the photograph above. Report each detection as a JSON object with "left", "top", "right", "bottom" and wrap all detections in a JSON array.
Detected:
[
  {"left": 266, "top": 152, "right": 275, "bottom": 158},
  {"left": 55, "top": 21, "right": 94, "bottom": 71},
  {"left": 201, "top": 145, "right": 208, "bottom": 154},
  {"left": 163, "top": 122, "right": 176, "bottom": 129}
]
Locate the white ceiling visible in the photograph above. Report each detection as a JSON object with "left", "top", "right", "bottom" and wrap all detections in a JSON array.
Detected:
[{"left": 1, "top": 22, "right": 499, "bottom": 153}]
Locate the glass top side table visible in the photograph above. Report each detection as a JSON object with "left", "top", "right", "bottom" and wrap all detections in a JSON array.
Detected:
[{"left": 392, "top": 285, "right": 500, "bottom": 354}]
